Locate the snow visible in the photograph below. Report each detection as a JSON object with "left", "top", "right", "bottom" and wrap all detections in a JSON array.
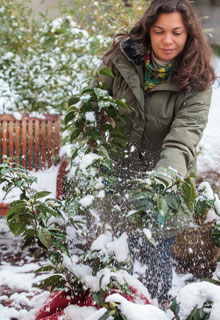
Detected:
[
  {"left": 0, "top": 166, "right": 59, "bottom": 203},
  {"left": 197, "top": 57, "right": 220, "bottom": 176},
  {"left": 78, "top": 153, "right": 100, "bottom": 173},
  {"left": 105, "top": 294, "right": 169, "bottom": 320},
  {"left": 63, "top": 305, "right": 98, "bottom": 320},
  {"left": 0, "top": 264, "right": 40, "bottom": 291},
  {"left": 105, "top": 232, "right": 129, "bottom": 263},
  {"left": 79, "top": 195, "right": 95, "bottom": 208},
  {"left": 85, "top": 111, "right": 96, "bottom": 123},
  {"left": 177, "top": 281, "right": 220, "bottom": 320},
  {"left": 91, "top": 231, "right": 113, "bottom": 251}
]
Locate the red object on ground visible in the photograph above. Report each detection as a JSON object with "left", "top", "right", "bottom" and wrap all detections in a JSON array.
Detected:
[{"left": 36, "top": 286, "right": 150, "bottom": 319}]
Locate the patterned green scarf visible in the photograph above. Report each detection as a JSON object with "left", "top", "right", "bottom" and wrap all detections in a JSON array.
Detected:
[{"left": 144, "top": 49, "right": 172, "bottom": 91}]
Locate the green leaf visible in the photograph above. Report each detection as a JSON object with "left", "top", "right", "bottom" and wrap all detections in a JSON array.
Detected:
[
  {"left": 203, "top": 278, "right": 220, "bottom": 286},
  {"left": 35, "top": 203, "right": 58, "bottom": 217},
  {"left": 71, "top": 147, "right": 80, "bottom": 161},
  {"left": 182, "top": 180, "right": 196, "bottom": 212},
  {"left": 157, "top": 197, "right": 168, "bottom": 216},
  {"left": 97, "top": 145, "right": 111, "bottom": 160},
  {"left": 8, "top": 217, "right": 28, "bottom": 236},
  {"left": 48, "top": 251, "right": 63, "bottom": 266},
  {"left": 99, "top": 67, "right": 114, "bottom": 79},
  {"left": 165, "top": 193, "right": 181, "bottom": 211},
  {"left": 34, "top": 248, "right": 44, "bottom": 259},
  {"left": 133, "top": 191, "right": 154, "bottom": 200},
  {"left": 35, "top": 265, "right": 55, "bottom": 273},
  {"left": 211, "top": 223, "right": 220, "bottom": 247},
  {"left": 114, "top": 98, "right": 130, "bottom": 111},
  {"left": 85, "top": 128, "right": 100, "bottom": 140},
  {"left": 38, "top": 228, "right": 52, "bottom": 248},
  {"left": 119, "top": 313, "right": 128, "bottom": 320},
  {"left": 14, "top": 180, "right": 24, "bottom": 187},
  {"left": 0, "top": 167, "right": 10, "bottom": 175},
  {"left": 98, "top": 100, "right": 111, "bottom": 111},
  {"left": 70, "top": 127, "right": 82, "bottom": 142},
  {"left": 34, "top": 191, "right": 51, "bottom": 200},
  {"left": 64, "top": 110, "right": 76, "bottom": 125},
  {"left": 94, "top": 88, "right": 108, "bottom": 100},
  {"left": 136, "top": 199, "right": 155, "bottom": 211},
  {"left": 68, "top": 96, "right": 80, "bottom": 107},
  {"left": 8, "top": 199, "right": 27, "bottom": 209},
  {"left": 154, "top": 176, "right": 169, "bottom": 188},
  {"left": 38, "top": 275, "right": 66, "bottom": 289},
  {"left": 6, "top": 203, "right": 30, "bottom": 221},
  {"left": 23, "top": 229, "right": 36, "bottom": 237},
  {"left": 195, "top": 200, "right": 208, "bottom": 218},
  {"left": 81, "top": 88, "right": 94, "bottom": 94},
  {"left": 169, "top": 299, "right": 180, "bottom": 320}
]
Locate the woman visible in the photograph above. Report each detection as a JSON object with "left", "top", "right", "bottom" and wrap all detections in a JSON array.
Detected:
[{"left": 94, "top": 0, "right": 216, "bottom": 304}]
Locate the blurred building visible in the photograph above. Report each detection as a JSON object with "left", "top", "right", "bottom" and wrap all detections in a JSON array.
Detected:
[{"left": 193, "top": 0, "right": 220, "bottom": 46}]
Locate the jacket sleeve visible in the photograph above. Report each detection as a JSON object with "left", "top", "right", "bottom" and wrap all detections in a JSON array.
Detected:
[{"left": 156, "top": 87, "right": 212, "bottom": 177}]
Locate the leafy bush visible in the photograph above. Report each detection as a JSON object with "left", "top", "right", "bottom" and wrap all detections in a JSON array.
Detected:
[
  {"left": 0, "top": 0, "right": 148, "bottom": 114},
  {"left": 1, "top": 70, "right": 220, "bottom": 319},
  {"left": 0, "top": 1, "right": 103, "bottom": 113},
  {"left": 60, "top": 0, "right": 147, "bottom": 44}
]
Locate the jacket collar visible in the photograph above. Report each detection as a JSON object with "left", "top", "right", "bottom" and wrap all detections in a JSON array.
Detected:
[
  {"left": 120, "top": 37, "right": 147, "bottom": 67},
  {"left": 116, "top": 37, "right": 182, "bottom": 93}
]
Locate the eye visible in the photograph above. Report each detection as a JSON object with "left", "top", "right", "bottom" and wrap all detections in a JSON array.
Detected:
[
  {"left": 155, "top": 31, "right": 163, "bottom": 35},
  {"left": 173, "top": 32, "right": 182, "bottom": 36}
]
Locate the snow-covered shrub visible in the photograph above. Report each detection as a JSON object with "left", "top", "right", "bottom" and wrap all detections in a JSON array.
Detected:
[
  {"left": 60, "top": 0, "right": 147, "bottom": 43},
  {"left": 0, "top": 0, "right": 148, "bottom": 114},
  {"left": 1, "top": 70, "right": 220, "bottom": 318},
  {"left": 0, "top": 0, "right": 102, "bottom": 113}
]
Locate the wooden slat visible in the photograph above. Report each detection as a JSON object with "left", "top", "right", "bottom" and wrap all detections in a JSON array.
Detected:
[
  {"left": 47, "top": 120, "right": 52, "bottom": 168},
  {"left": 28, "top": 119, "right": 33, "bottom": 171},
  {"left": 22, "top": 118, "right": 27, "bottom": 168},
  {"left": 35, "top": 120, "right": 40, "bottom": 171},
  {"left": 2, "top": 120, "right": 7, "bottom": 156},
  {"left": 15, "top": 121, "right": 20, "bottom": 164},
  {"left": 41, "top": 121, "right": 46, "bottom": 170},
  {"left": 0, "top": 203, "right": 9, "bottom": 216},
  {"left": 0, "top": 114, "right": 60, "bottom": 169},
  {"left": 54, "top": 117, "right": 60, "bottom": 160},
  {"left": 9, "top": 120, "right": 14, "bottom": 158}
]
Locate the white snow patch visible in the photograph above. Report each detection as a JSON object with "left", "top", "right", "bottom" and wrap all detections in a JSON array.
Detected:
[
  {"left": 105, "top": 294, "right": 169, "bottom": 320},
  {"left": 177, "top": 281, "right": 220, "bottom": 320},
  {"left": 79, "top": 195, "right": 94, "bottom": 208}
]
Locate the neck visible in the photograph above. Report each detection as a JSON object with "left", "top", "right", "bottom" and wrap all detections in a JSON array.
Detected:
[{"left": 151, "top": 51, "right": 173, "bottom": 69}]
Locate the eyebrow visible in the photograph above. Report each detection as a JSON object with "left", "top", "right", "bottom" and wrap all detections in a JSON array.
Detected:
[{"left": 152, "top": 26, "right": 185, "bottom": 30}]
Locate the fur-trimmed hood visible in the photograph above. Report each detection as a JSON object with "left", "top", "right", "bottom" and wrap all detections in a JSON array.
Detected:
[{"left": 120, "top": 37, "right": 147, "bottom": 66}]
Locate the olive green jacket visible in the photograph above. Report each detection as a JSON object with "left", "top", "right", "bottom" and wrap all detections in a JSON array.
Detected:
[
  {"left": 94, "top": 38, "right": 212, "bottom": 237},
  {"left": 96, "top": 38, "right": 212, "bottom": 178}
]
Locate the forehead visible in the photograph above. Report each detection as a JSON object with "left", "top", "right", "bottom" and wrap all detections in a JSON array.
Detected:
[{"left": 152, "top": 12, "right": 186, "bottom": 29}]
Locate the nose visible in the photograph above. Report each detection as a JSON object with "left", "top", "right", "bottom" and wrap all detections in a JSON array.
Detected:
[{"left": 163, "top": 32, "right": 173, "bottom": 45}]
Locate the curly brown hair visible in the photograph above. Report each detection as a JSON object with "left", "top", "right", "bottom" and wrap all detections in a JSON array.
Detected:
[{"left": 103, "top": 0, "right": 216, "bottom": 92}]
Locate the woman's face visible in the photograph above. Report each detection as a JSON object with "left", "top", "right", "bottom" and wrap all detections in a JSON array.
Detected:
[{"left": 150, "top": 12, "right": 188, "bottom": 61}]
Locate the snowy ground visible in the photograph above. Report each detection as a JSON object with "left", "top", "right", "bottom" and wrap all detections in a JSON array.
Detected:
[
  {"left": 1, "top": 59, "right": 220, "bottom": 320},
  {"left": 197, "top": 57, "right": 220, "bottom": 178}
]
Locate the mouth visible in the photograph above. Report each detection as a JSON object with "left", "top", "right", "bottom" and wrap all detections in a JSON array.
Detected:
[{"left": 161, "top": 49, "right": 175, "bottom": 54}]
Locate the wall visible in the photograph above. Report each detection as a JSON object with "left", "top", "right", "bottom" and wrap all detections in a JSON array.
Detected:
[
  {"left": 19, "top": 0, "right": 72, "bottom": 19},
  {"left": 193, "top": 3, "right": 220, "bottom": 46}
]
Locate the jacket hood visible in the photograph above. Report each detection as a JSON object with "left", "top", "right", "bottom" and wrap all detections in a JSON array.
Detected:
[{"left": 120, "top": 37, "right": 147, "bottom": 67}]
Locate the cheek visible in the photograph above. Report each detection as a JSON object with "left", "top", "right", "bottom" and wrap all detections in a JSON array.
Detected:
[
  {"left": 150, "top": 36, "right": 159, "bottom": 49},
  {"left": 178, "top": 36, "right": 187, "bottom": 49}
]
